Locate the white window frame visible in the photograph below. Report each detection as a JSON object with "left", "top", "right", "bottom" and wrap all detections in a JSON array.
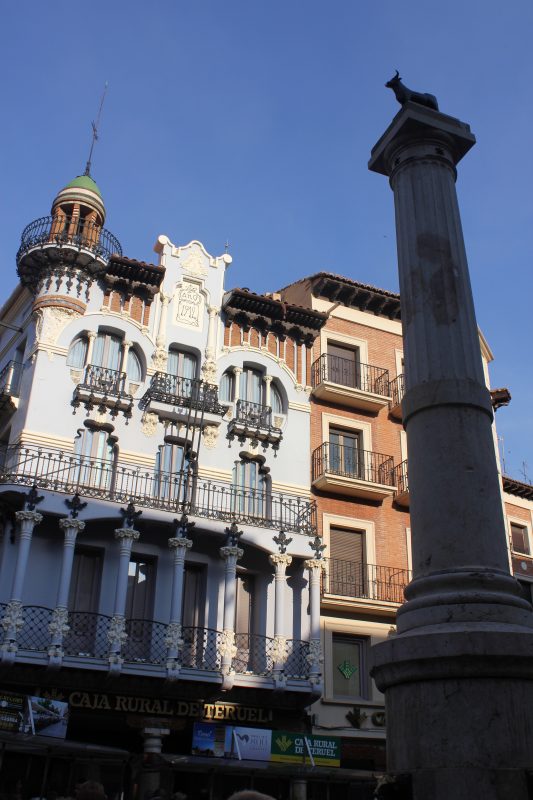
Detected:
[
  {"left": 322, "top": 512, "right": 376, "bottom": 567},
  {"left": 320, "top": 331, "right": 369, "bottom": 366},
  {"left": 508, "top": 516, "right": 532, "bottom": 556},
  {"left": 321, "top": 413, "right": 373, "bottom": 454}
]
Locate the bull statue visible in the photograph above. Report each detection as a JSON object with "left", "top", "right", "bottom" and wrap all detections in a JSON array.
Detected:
[{"left": 385, "top": 70, "right": 439, "bottom": 111}]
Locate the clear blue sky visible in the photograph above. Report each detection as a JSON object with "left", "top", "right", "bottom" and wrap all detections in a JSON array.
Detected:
[{"left": 1, "top": 0, "right": 531, "bottom": 480}]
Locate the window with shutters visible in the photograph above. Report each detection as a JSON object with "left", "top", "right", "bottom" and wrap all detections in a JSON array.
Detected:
[
  {"left": 328, "top": 428, "right": 363, "bottom": 478},
  {"left": 328, "top": 527, "right": 366, "bottom": 598},
  {"left": 510, "top": 521, "right": 531, "bottom": 555},
  {"left": 327, "top": 343, "right": 360, "bottom": 389},
  {"left": 332, "top": 634, "right": 368, "bottom": 699}
]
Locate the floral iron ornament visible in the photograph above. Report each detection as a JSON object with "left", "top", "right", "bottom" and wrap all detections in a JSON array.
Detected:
[
  {"left": 22, "top": 485, "right": 44, "bottom": 511},
  {"left": 120, "top": 502, "right": 142, "bottom": 529},
  {"left": 225, "top": 520, "right": 243, "bottom": 546},
  {"left": 65, "top": 493, "right": 87, "bottom": 519},
  {"left": 172, "top": 513, "right": 196, "bottom": 538},
  {"left": 308, "top": 534, "right": 326, "bottom": 560},
  {"left": 273, "top": 530, "right": 292, "bottom": 554}
]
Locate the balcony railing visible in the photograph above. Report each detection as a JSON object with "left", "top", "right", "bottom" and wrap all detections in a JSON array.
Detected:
[
  {"left": 78, "top": 364, "right": 128, "bottom": 395},
  {"left": 312, "top": 442, "right": 395, "bottom": 486},
  {"left": 227, "top": 400, "right": 282, "bottom": 449},
  {"left": 17, "top": 215, "right": 122, "bottom": 265},
  {"left": 235, "top": 399, "right": 273, "bottom": 428},
  {"left": 0, "top": 443, "right": 316, "bottom": 534},
  {"left": 143, "top": 373, "right": 226, "bottom": 415},
  {"left": 0, "top": 361, "right": 22, "bottom": 398},
  {"left": 389, "top": 373, "right": 405, "bottom": 414},
  {"left": 393, "top": 460, "right": 409, "bottom": 495},
  {"left": 7, "top": 605, "right": 311, "bottom": 678},
  {"left": 312, "top": 354, "right": 389, "bottom": 396},
  {"left": 322, "top": 559, "right": 411, "bottom": 604}
]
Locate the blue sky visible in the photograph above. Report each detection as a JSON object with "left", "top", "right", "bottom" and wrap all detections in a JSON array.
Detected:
[{"left": 1, "top": 0, "right": 531, "bottom": 479}]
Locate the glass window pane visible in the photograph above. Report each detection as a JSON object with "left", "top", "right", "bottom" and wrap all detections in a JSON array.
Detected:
[
  {"left": 332, "top": 636, "right": 363, "bottom": 698},
  {"left": 67, "top": 337, "right": 88, "bottom": 369},
  {"left": 271, "top": 384, "right": 283, "bottom": 414},
  {"left": 127, "top": 350, "right": 142, "bottom": 382},
  {"left": 220, "top": 372, "right": 234, "bottom": 402}
]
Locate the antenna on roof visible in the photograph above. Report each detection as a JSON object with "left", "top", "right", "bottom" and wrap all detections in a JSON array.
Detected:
[{"left": 84, "top": 82, "right": 108, "bottom": 177}]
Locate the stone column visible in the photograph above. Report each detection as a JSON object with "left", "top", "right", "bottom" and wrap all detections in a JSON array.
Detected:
[
  {"left": 120, "top": 340, "right": 132, "bottom": 373},
  {"left": 107, "top": 527, "right": 140, "bottom": 670},
  {"left": 304, "top": 559, "right": 324, "bottom": 686},
  {"left": 165, "top": 534, "right": 192, "bottom": 678},
  {"left": 219, "top": 543, "right": 243, "bottom": 682},
  {"left": 232, "top": 366, "right": 242, "bottom": 403},
  {"left": 139, "top": 726, "right": 170, "bottom": 799},
  {"left": 86, "top": 331, "right": 97, "bottom": 365},
  {"left": 269, "top": 553, "right": 292, "bottom": 681},
  {"left": 156, "top": 293, "right": 170, "bottom": 347},
  {"left": 201, "top": 305, "right": 220, "bottom": 385},
  {"left": 48, "top": 517, "right": 85, "bottom": 663},
  {"left": 263, "top": 374, "right": 272, "bottom": 407},
  {"left": 368, "top": 103, "right": 533, "bottom": 797},
  {"left": 1, "top": 510, "right": 42, "bottom": 662}
]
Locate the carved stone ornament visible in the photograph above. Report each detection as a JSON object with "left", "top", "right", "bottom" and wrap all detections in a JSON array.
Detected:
[
  {"left": 107, "top": 614, "right": 128, "bottom": 646},
  {"left": 1, "top": 600, "right": 24, "bottom": 634},
  {"left": 306, "top": 638, "right": 323, "bottom": 668},
  {"left": 304, "top": 558, "right": 327, "bottom": 573},
  {"left": 273, "top": 416, "right": 284, "bottom": 430},
  {"left": 201, "top": 359, "right": 218, "bottom": 385},
  {"left": 141, "top": 412, "right": 159, "bottom": 437},
  {"left": 34, "top": 306, "right": 76, "bottom": 347},
  {"left": 180, "top": 248, "right": 208, "bottom": 277},
  {"left": 269, "top": 553, "right": 293, "bottom": 571},
  {"left": 152, "top": 346, "right": 168, "bottom": 371},
  {"left": 176, "top": 281, "right": 204, "bottom": 329},
  {"left": 202, "top": 424, "right": 219, "bottom": 450},
  {"left": 164, "top": 621, "right": 184, "bottom": 652},
  {"left": 168, "top": 536, "right": 193, "bottom": 551},
  {"left": 271, "top": 634, "right": 288, "bottom": 665},
  {"left": 59, "top": 518, "right": 86, "bottom": 535},
  {"left": 218, "top": 629, "right": 237, "bottom": 660},
  {"left": 219, "top": 545, "right": 244, "bottom": 561},
  {"left": 48, "top": 607, "right": 70, "bottom": 638},
  {"left": 16, "top": 510, "right": 43, "bottom": 526},
  {"left": 70, "top": 369, "right": 83, "bottom": 385}
]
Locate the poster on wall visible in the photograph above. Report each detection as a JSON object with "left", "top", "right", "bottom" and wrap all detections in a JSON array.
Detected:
[
  {"left": 224, "top": 726, "right": 272, "bottom": 761},
  {"left": 0, "top": 691, "right": 25, "bottom": 733},
  {"left": 191, "top": 722, "right": 226, "bottom": 757},
  {"left": 0, "top": 692, "right": 68, "bottom": 738}
]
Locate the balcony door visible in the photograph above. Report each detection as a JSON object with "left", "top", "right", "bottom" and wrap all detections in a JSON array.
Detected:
[
  {"left": 181, "top": 565, "right": 209, "bottom": 669},
  {"left": 155, "top": 442, "right": 189, "bottom": 505},
  {"left": 329, "top": 428, "right": 362, "bottom": 478},
  {"left": 234, "top": 573, "right": 257, "bottom": 673},
  {"left": 92, "top": 333, "right": 122, "bottom": 372},
  {"left": 329, "top": 527, "right": 366, "bottom": 598},
  {"left": 240, "top": 367, "right": 264, "bottom": 405},
  {"left": 73, "top": 428, "right": 115, "bottom": 491},
  {"left": 327, "top": 344, "right": 359, "bottom": 389},
  {"left": 65, "top": 548, "right": 103, "bottom": 657},
  {"left": 232, "top": 459, "right": 270, "bottom": 520},
  {"left": 124, "top": 556, "right": 155, "bottom": 662}
]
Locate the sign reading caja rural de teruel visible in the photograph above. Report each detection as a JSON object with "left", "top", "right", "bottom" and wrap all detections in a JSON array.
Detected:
[{"left": 271, "top": 731, "right": 340, "bottom": 766}]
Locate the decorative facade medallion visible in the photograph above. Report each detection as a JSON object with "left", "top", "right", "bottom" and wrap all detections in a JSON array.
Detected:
[
  {"left": 48, "top": 607, "right": 70, "bottom": 638},
  {"left": 164, "top": 621, "right": 184, "bottom": 652},
  {"left": 201, "top": 359, "right": 217, "bottom": 385},
  {"left": 152, "top": 346, "right": 168, "bottom": 371},
  {"left": 218, "top": 629, "right": 238, "bottom": 660},
  {"left": 1, "top": 600, "right": 24, "bottom": 634},
  {"left": 180, "top": 249, "right": 208, "bottom": 277},
  {"left": 306, "top": 638, "right": 323, "bottom": 668},
  {"left": 141, "top": 412, "right": 159, "bottom": 437},
  {"left": 176, "top": 282, "right": 204, "bottom": 329},
  {"left": 271, "top": 634, "right": 288, "bottom": 665},
  {"left": 33, "top": 306, "right": 76, "bottom": 347},
  {"left": 202, "top": 424, "right": 219, "bottom": 450},
  {"left": 107, "top": 614, "right": 128, "bottom": 646}
]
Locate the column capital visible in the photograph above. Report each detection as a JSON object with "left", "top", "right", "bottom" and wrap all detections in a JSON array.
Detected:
[
  {"left": 263, "top": 374, "right": 273, "bottom": 384},
  {"left": 269, "top": 553, "right": 292, "bottom": 570},
  {"left": 123, "top": 340, "right": 132, "bottom": 349},
  {"left": 220, "top": 545, "right": 244, "bottom": 561},
  {"left": 160, "top": 293, "right": 171, "bottom": 306},
  {"left": 114, "top": 528, "right": 140, "bottom": 543},
  {"left": 15, "top": 510, "right": 43, "bottom": 526},
  {"left": 59, "top": 518, "right": 86, "bottom": 534},
  {"left": 87, "top": 330, "right": 97, "bottom": 340},
  {"left": 207, "top": 305, "right": 220, "bottom": 317},
  {"left": 304, "top": 558, "right": 326, "bottom": 572},
  {"left": 232, "top": 366, "right": 243, "bottom": 375},
  {"left": 168, "top": 536, "right": 193, "bottom": 550}
]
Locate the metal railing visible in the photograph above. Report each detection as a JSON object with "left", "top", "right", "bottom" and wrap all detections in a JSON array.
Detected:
[
  {"left": 389, "top": 373, "right": 405, "bottom": 408},
  {"left": 78, "top": 364, "right": 128, "bottom": 396},
  {"left": 143, "top": 373, "right": 226, "bottom": 414},
  {"left": 234, "top": 399, "right": 273, "bottom": 429},
  {"left": 17, "top": 215, "right": 122, "bottom": 264},
  {"left": 322, "top": 559, "right": 411, "bottom": 604},
  {"left": 393, "top": 460, "right": 409, "bottom": 495},
  {"left": 312, "top": 442, "right": 395, "bottom": 486},
  {"left": 0, "top": 443, "right": 316, "bottom": 534},
  {"left": 312, "top": 354, "right": 390, "bottom": 396},
  {"left": 0, "top": 361, "right": 22, "bottom": 398},
  {"left": 5, "top": 605, "right": 311, "bottom": 677}
]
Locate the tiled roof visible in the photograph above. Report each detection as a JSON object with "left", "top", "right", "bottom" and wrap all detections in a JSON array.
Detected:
[{"left": 502, "top": 475, "right": 533, "bottom": 501}]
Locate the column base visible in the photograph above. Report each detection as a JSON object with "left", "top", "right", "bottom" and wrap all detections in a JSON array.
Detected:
[{"left": 377, "top": 768, "right": 532, "bottom": 800}]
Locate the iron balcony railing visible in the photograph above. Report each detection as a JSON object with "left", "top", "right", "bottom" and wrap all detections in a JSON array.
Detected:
[
  {"left": 143, "top": 372, "right": 226, "bottom": 415},
  {"left": 0, "top": 361, "right": 22, "bottom": 398},
  {"left": 389, "top": 373, "right": 405, "bottom": 409},
  {"left": 17, "top": 215, "right": 122, "bottom": 265},
  {"left": 234, "top": 399, "right": 273, "bottom": 429},
  {"left": 322, "top": 559, "right": 411, "bottom": 604},
  {"left": 9, "top": 605, "right": 311, "bottom": 678},
  {"left": 78, "top": 364, "right": 128, "bottom": 396},
  {"left": 312, "top": 442, "right": 395, "bottom": 486},
  {"left": 312, "top": 354, "right": 390, "bottom": 396},
  {"left": 0, "top": 443, "right": 316, "bottom": 534},
  {"left": 393, "top": 459, "right": 409, "bottom": 495}
]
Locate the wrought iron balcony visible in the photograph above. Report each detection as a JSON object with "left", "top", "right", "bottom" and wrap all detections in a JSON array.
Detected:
[
  {"left": 72, "top": 364, "right": 133, "bottom": 418},
  {"left": 143, "top": 373, "right": 227, "bottom": 416},
  {"left": 17, "top": 215, "right": 122, "bottom": 270},
  {"left": 389, "top": 373, "right": 405, "bottom": 419},
  {"left": 311, "top": 354, "right": 390, "bottom": 412},
  {"left": 0, "top": 443, "right": 316, "bottom": 534},
  {"left": 7, "top": 604, "right": 310, "bottom": 680},
  {"left": 312, "top": 442, "right": 395, "bottom": 500},
  {"left": 393, "top": 459, "right": 409, "bottom": 507},
  {"left": 322, "top": 559, "right": 411, "bottom": 605},
  {"left": 227, "top": 399, "right": 282, "bottom": 449}
]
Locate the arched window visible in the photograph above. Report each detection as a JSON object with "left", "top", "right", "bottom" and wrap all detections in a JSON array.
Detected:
[
  {"left": 127, "top": 349, "right": 142, "bottom": 382},
  {"left": 67, "top": 336, "right": 88, "bottom": 369},
  {"left": 271, "top": 383, "right": 283, "bottom": 415},
  {"left": 220, "top": 370, "right": 235, "bottom": 402},
  {"left": 232, "top": 459, "right": 271, "bottom": 520}
]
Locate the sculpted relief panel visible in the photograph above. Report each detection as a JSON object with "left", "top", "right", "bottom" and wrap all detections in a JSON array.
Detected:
[{"left": 175, "top": 281, "right": 204, "bottom": 330}]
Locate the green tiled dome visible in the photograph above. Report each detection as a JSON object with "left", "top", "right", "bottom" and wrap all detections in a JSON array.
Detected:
[{"left": 64, "top": 174, "right": 102, "bottom": 198}]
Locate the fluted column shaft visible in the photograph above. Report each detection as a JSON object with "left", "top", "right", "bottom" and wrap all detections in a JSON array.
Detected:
[
  {"left": 49, "top": 518, "right": 85, "bottom": 656},
  {"left": 269, "top": 553, "right": 292, "bottom": 673},
  {"left": 107, "top": 528, "right": 139, "bottom": 665},
  {"left": 219, "top": 545, "right": 243, "bottom": 675},
  {"left": 206, "top": 306, "right": 219, "bottom": 361},
  {"left": 304, "top": 559, "right": 324, "bottom": 683},
  {"left": 165, "top": 536, "right": 192, "bottom": 671}
]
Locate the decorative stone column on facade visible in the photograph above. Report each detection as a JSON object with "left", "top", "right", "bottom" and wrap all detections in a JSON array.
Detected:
[
  {"left": 263, "top": 374, "right": 273, "bottom": 407},
  {"left": 304, "top": 558, "right": 325, "bottom": 686},
  {"left": 165, "top": 531, "right": 193, "bottom": 678},
  {"left": 120, "top": 340, "right": 132, "bottom": 373},
  {"left": 48, "top": 517, "right": 85, "bottom": 664},
  {"left": 139, "top": 726, "right": 171, "bottom": 799},
  {"left": 368, "top": 102, "right": 533, "bottom": 798},
  {"left": 152, "top": 293, "right": 170, "bottom": 370},
  {"left": 107, "top": 527, "right": 140, "bottom": 671},
  {"left": 219, "top": 524, "right": 244, "bottom": 687},
  {"left": 1, "top": 509, "right": 43, "bottom": 662},
  {"left": 202, "top": 305, "right": 220, "bottom": 385},
  {"left": 232, "top": 366, "right": 242, "bottom": 404},
  {"left": 269, "top": 552, "right": 292, "bottom": 683},
  {"left": 86, "top": 331, "right": 97, "bottom": 365}
]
